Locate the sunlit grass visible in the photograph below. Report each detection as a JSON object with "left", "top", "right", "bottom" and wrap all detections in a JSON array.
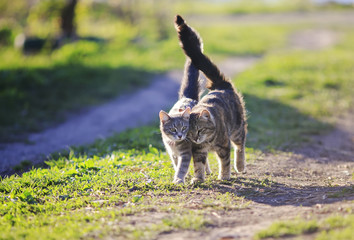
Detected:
[
  {"left": 255, "top": 219, "right": 319, "bottom": 239},
  {"left": 233, "top": 28, "right": 354, "bottom": 149},
  {"left": 174, "top": 0, "right": 354, "bottom": 15},
  {"left": 197, "top": 23, "right": 299, "bottom": 56},
  {"left": 255, "top": 214, "right": 354, "bottom": 240},
  {"left": 0, "top": 126, "right": 250, "bottom": 239}
]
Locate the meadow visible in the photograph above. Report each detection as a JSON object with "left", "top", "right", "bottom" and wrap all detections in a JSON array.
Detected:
[{"left": 0, "top": 1, "right": 353, "bottom": 239}]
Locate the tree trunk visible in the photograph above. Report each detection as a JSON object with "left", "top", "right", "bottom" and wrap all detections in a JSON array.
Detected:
[{"left": 60, "top": 0, "right": 77, "bottom": 39}]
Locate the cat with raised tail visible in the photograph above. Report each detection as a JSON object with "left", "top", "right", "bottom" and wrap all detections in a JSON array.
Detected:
[
  {"left": 159, "top": 19, "right": 211, "bottom": 183},
  {"left": 175, "top": 15, "right": 247, "bottom": 183}
]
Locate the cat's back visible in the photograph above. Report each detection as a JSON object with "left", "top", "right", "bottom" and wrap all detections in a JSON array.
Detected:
[
  {"left": 198, "top": 89, "right": 245, "bottom": 129},
  {"left": 199, "top": 89, "right": 237, "bottom": 110},
  {"left": 169, "top": 97, "right": 197, "bottom": 115}
]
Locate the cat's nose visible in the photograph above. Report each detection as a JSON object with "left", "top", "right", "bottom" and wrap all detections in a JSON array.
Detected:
[{"left": 177, "top": 134, "right": 182, "bottom": 139}]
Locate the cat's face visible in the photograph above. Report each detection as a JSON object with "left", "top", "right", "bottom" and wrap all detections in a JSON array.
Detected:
[
  {"left": 159, "top": 108, "right": 191, "bottom": 142},
  {"left": 188, "top": 109, "right": 215, "bottom": 144}
]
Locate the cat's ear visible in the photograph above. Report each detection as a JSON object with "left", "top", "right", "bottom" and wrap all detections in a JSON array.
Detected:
[
  {"left": 199, "top": 109, "right": 211, "bottom": 121},
  {"left": 182, "top": 107, "right": 191, "bottom": 119},
  {"left": 159, "top": 110, "right": 170, "bottom": 123}
]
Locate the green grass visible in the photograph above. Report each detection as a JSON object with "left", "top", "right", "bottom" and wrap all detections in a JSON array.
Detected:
[
  {"left": 174, "top": 0, "right": 354, "bottom": 15},
  {"left": 255, "top": 219, "right": 319, "bottom": 239},
  {"left": 234, "top": 29, "right": 354, "bottom": 150},
  {"left": 255, "top": 214, "right": 354, "bottom": 240},
  {"left": 0, "top": 126, "right": 249, "bottom": 239},
  {"left": 197, "top": 24, "right": 298, "bottom": 56}
]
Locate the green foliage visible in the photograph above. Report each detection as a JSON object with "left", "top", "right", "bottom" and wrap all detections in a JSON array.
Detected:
[
  {"left": 26, "top": 0, "right": 64, "bottom": 37},
  {"left": 53, "top": 41, "right": 101, "bottom": 64},
  {"left": 0, "top": 25, "right": 13, "bottom": 46}
]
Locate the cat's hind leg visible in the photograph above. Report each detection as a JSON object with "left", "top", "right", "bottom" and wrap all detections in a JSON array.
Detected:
[
  {"left": 205, "top": 158, "right": 212, "bottom": 175},
  {"left": 233, "top": 143, "right": 245, "bottom": 173},
  {"left": 231, "top": 129, "right": 246, "bottom": 173}
]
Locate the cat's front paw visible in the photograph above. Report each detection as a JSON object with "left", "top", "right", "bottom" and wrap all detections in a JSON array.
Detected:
[
  {"left": 235, "top": 164, "right": 246, "bottom": 173},
  {"left": 205, "top": 166, "right": 212, "bottom": 175},
  {"left": 191, "top": 177, "right": 204, "bottom": 184},
  {"left": 218, "top": 174, "right": 231, "bottom": 181},
  {"left": 173, "top": 178, "right": 184, "bottom": 184}
]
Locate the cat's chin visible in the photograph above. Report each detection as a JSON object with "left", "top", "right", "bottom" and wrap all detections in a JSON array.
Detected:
[
  {"left": 169, "top": 136, "right": 186, "bottom": 142},
  {"left": 191, "top": 139, "right": 203, "bottom": 144},
  {"left": 175, "top": 138, "right": 186, "bottom": 142}
]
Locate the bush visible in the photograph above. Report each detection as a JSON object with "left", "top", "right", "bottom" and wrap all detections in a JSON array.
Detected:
[{"left": 0, "top": 26, "right": 13, "bottom": 46}]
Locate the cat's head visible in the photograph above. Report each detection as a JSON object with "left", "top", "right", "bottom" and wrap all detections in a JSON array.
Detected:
[
  {"left": 159, "top": 107, "right": 191, "bottom": 142},
  {"left": 188, "top": 109, "right": 215, "bottom": 144}
]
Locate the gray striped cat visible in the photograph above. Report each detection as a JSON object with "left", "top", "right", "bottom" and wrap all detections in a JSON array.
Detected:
[
  {"left": 159, "top": 26, "right": 211, "bottom": 183},
  {"left": 175, "top": 15, "right": 247, "bottom": 183}
]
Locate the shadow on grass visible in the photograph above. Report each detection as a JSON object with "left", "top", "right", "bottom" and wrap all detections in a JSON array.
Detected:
[
  {"left": 244, "top": 93, "right": 331, "bottom": 151},
  {"left": 208, "top": 177, "right": 354, "bottom": 207},
  {"left": 0, "top": 64, "right": 154, "bottom": 143},
  {"left": 245, "top": 94, "right": 354, "bottom": 163}
]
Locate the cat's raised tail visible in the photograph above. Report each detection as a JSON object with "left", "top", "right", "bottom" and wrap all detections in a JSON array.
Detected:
[
  {"left": 176, "top": 15, "right": 203, "bottom": 101},
  {"left": 179, "top": 59, "right": 199, "bottom": 101},
  {"left": 175, "top": 15, "right": 233, "bottom": 91}
]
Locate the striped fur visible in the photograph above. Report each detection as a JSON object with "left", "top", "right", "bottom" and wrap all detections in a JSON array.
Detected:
[
  {"left": 159, "top": 18, "right": 211, "bottom": 183},
  {"left": 175, "top": 15, "right": 247, "bottom": 183}
]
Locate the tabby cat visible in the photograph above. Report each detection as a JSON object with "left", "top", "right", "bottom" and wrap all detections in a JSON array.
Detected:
[
  {"left": 159, "top": 34, "right": 211, "bottom": 183},
  {"left": 175, "top": 15, "right": 247, "bottom": 183}
]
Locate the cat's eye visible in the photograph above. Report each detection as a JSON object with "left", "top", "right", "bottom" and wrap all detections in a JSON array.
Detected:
[
  {"left": 170, "top": 128, "right": 177, "bottom": 132},
  {"left": 182, "top": 126, "right": 187, "bottom": 131}
]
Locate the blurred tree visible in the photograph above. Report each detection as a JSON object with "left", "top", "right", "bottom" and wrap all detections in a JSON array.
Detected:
[
  {"left": 0, "top": 0, "right": 31, "bottom": 26},
  {"left": 60, "top": 0, "right": 78, "bottom": 39},
  {"left": 14, "top": 0, "right": 79, "bottom": 53},
  {"left": 0, "top": 26, "right": 12, "bottom": 46}
]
